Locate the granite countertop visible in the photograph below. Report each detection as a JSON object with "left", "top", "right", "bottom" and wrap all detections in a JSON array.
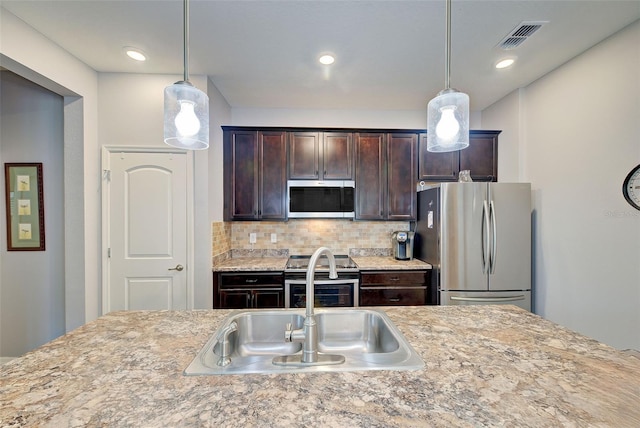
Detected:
[
  {"left": 352, "top": 256, "right": 431, "bottom": 270},
  {"left": 213, "top": 257, "right": 288, "bottom": 272},
  {"left": 2, "top": 306, "right": 639, "bottom": 427},
  {"left": 213, "top": 256, "right": 431, "bottom": 272}
]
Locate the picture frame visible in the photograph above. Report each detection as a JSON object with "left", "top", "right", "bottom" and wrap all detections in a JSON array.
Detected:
[{"left": 4, "top": 163, "right": 45, "bottom": 251}]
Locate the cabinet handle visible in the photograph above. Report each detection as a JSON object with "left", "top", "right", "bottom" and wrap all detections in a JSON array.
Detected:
[
  {"left": 246, "top": 294, "right": 251, "bottom": 307},
  {"left": 245, "top": 279, "right": 258, "bottom": 283},
  {"left": 389, "top": 298, "right": 401, "bottom": 302},
  {"left": 390, "top": 277, "right": 400, "bottom": 281}
]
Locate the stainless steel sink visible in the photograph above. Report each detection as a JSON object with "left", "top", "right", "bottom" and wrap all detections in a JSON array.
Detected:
[{"left": 184, "top": 309, "right": 424, "bottom": 375}]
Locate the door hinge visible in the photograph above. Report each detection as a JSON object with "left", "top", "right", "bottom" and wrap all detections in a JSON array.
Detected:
[
  {"left": 107, "top": 248, "right": 111, "bottom": 258},
  {"left": 103, "top": 169, "right": 111, "bottom": 181}
]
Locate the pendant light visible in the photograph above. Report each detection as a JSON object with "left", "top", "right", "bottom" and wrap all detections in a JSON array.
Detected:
[
  {"left": 426, "top": 0, "right": 469, "bottom": 152},
  {"left": 164, "top": 0, "right": 209, "bottom": 150}
]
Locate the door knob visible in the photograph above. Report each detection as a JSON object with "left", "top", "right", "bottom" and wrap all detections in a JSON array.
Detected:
[{"left": 168, "top": 264, "right": 184, "bottom": 271}]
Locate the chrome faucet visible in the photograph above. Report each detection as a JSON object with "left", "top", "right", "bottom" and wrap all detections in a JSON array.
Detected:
[
  {"left": 276, "top": 247, "right": 345, "bottom": 366},
  {"left": 215, "top": 321, "right": 238, "bottom": 367}
]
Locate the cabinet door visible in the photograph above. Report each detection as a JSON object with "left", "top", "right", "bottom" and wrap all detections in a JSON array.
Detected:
[
  {"left": 289, "top": 132, "right": 320, "bottom": 179},
  {"left": 225, "top": 130, "right": 258, "bottom": 220},
  {"left": 219, "top": 289, "right": 253, "bottom": 308},
  {"left": 322, "top": 132, "right": 353, "bottom": 180},
  {"left": 359, "top": 287, "right": 426, "bottom": 306},
  {"left": 355, "top": 133, "right": 386, "bottom": 220},
  {"left": 253, "top": 289, "right": 284, "bottom": 308},
  {"left": 459, "top": 132, "right": 498, "bottom": 182},
  {"left": 418, "top": 131, "right": 500, "bottom": 182},
  {"left": 387, "top": 133, "right": 417, "bottom": 220},
  {"left": 359, "top": 270, "right": 429, "bottom": 306},
  {"left": 418, "top": 133, "right": 459, "bottom": 181},
  {"left": 360, "top": 271, "right": 428, "bottom": 286},
  {"left": 259, "top": 131, "right": 287, "bottom": 219}
]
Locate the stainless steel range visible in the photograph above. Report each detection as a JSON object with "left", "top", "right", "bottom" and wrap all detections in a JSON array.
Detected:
[{"left": 284, "top": 255, "right": 359, "bottom": 308}]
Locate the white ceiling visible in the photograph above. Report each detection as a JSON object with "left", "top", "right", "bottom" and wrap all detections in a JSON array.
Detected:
[{"left": 2, "top": 0, "right": 639, "bottom": 111}]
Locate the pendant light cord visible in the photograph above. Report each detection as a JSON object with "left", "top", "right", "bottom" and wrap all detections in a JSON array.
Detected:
[
  {"left": 444, "top": 0, "right": 451, "bottom": 90},
  {"left": 183, "top": 0, "right": 190, "bottom": 83}
]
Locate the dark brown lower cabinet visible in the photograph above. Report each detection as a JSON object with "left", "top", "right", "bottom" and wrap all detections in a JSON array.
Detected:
[
  {"left": 359, "top": 270, "right": 430, "bottom": 306},
  {"left": 214, "top": 272, "right": 284, "bottom": 309}
]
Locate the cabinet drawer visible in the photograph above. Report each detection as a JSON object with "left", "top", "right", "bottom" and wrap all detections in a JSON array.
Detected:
[
  {"left": 220, "top": 273, "right": 283, "bottom": 288},
  {"left": 359, "top": 286, "right": 427, "bottom": 306},
  {"left": 360, "top": 271, "right": 427, "bottom": 286}
]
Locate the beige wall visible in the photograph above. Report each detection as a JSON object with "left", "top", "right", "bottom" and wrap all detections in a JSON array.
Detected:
[
  {"left": 482, "top": 20, "right": 640, "bottom": 350},
  {"left": 213, "top": 220, "right": 410, "bottom": 259}
]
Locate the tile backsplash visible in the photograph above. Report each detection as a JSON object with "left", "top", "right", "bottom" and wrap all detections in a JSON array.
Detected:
[{"left": 212, "top": 220, "right": 410, "bottom": 263}]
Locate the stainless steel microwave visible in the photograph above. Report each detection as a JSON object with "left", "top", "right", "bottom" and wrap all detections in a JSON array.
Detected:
[{"left": 287, "top": 180, "right": 355, "bottom": 219}]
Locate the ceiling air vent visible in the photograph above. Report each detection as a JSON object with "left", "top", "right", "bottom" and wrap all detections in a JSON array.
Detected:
[{"left": 498, "top": 21, "right": 548, "bottom": 50}]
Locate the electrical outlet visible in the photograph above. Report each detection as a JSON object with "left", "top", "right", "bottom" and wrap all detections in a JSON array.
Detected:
[
  {"left": 271, "top": 233, "right": 277, "bottom": 243},
  {"left": 249, "top": 233, "right": 257, "bottom": 244}
]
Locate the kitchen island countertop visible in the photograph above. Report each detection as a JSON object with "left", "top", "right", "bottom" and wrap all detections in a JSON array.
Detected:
[{"left": 1, "top": 306, "right": 639, "bottom": 427}]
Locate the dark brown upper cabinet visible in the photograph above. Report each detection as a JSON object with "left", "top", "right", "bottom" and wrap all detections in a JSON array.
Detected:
[
  {"left": 222, "top": 126, "right": 499, "bottom": 222},
  {"left": 289, "top": 131, "right": 353, "bottom": 180},
  {"left": 223, "top": 129, "right": 287, "bottom": 221},
  {"left": 387, "top": 133, "right": 417, "bottom": 220},
  {"left": 355, "top": 133, "right": 386, "bottom": 220},
  {"left": 418, "top": 130, "right": 500, "bottom": 182},
  {"left": 354, "top": 132, "right": 417, "bottom": 220}
]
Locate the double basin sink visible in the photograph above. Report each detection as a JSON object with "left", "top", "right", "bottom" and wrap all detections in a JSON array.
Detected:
[{"left": 184, "top": 309, "right": 424, "bottom": 375}]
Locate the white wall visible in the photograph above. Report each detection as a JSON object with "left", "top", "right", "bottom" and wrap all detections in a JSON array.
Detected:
[
  {"left": 0, "top": 71, "right": 65, "bottom": 358},
  {"left": 482, "top": 21, "right": 640, "bottom": 350},
  {"left": 98, "top": 72, "right": 225, "bottom": 309},
  {"left": 208, "top": 78, "right": 231, "bottom": 222},
  {"left": 480, "top": 89, "right": 523, "bottom": 182},
  {"left": 231, "top": 107, "right": 482, "bottom": 130},
  {"left": 0, "top": 8, "right": 100, "bottom": 336}
]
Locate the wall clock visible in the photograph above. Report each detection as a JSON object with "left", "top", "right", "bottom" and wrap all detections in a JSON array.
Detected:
[{"left": 622, "top": 164, "right": 640, "bottom": 211}]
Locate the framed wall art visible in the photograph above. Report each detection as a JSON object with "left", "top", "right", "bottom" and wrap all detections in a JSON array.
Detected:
[{"left": 4, "top": 163, "right": 45, "bottom": 251}]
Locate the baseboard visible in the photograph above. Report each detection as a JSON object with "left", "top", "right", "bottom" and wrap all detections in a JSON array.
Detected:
[{"left": 1, "top": 357, "right": 16, "bottom": 365}]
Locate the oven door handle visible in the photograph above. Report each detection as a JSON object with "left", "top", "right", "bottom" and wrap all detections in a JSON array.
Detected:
[
  {"left": 284, "top": 278, "right": 359, "bottom": 308},
  {"left": 285, "top": 279, "right": 359, "bottom": 286}
]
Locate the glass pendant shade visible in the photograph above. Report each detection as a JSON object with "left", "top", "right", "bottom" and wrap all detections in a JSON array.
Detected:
[
  {"left": 164, "top": 81, "right": 209, "bottom": 150},
  {"left": 427, "top": 89, "right": 469, "bottom": 152}
]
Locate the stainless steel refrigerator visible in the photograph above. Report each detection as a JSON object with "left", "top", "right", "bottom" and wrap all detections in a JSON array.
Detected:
[{"left": 415, "top": 182, "right": 531, "bottom": 311}]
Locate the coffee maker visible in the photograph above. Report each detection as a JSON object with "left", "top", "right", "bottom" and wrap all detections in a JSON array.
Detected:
[{"left": 391, "top": 231, "right": 415, "bottom": 261}]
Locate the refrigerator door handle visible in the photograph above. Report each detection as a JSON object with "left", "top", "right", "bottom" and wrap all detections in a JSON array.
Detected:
[
  {"left": 482, "top": 200, "right": 490, "bottom": 274},
  {"left": 489, "top": 200, "right": 497, "bottom": 274},
  {"left": 450, "top": 295, "right": 526, "bottom": 303}
]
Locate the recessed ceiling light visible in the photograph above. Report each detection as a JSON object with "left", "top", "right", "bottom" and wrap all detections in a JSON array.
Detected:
[
  {"left": 318, "top": 54, "right": 335, "bottom": 65},
  {"left": 495, "top": 58, "right": 515, "bottom": 69},
  {"left": 124, "top": 47, "right": 146, "bottom": 62}
]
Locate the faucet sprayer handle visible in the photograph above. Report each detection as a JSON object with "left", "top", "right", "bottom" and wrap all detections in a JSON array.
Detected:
[{"left": 284, "top": 323, "right": 293, "bottom": 342}]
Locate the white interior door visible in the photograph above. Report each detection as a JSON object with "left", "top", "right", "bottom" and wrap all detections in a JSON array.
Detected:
[{"left": 105, "top": 151, "right": 189, "bottom": 312}]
